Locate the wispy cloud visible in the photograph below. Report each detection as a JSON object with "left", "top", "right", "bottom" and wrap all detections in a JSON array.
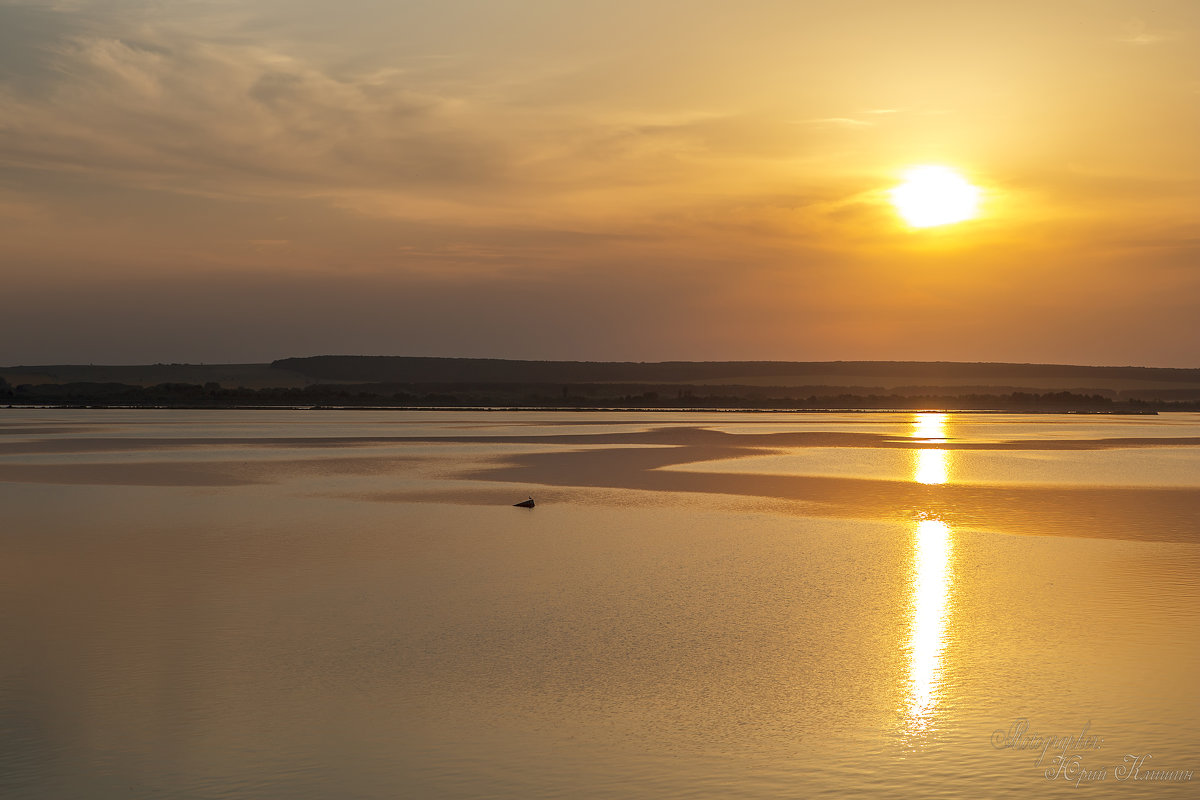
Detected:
[
  {"left": 796, "top": 108, "right": 907, "bottom": 128},
  {"left": 799, "top": 117, "right": 874, "bottom": 128},
  {"left": 1119, "top": 32, "right": 1166, "bottom": 46},
  {"left": 0, "top": 14, "right": 814, "bottom": 235},
  {"left": 1116, "top": 19, "right": 1171, "bottom": 46},
  {"left": 0, "top": 188, "right": 46, "bottom": 222},
  {"left": 0, "top": 30, "right": 499, "bottom": 198}
]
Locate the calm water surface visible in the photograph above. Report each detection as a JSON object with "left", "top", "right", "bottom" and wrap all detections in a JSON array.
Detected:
[{"left": 1, "top": 409, "right": 1198, "bottom": 798}]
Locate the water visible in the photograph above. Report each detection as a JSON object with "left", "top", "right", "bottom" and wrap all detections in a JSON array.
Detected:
[{"left": 1, "top": 409, "right": 1198, "bottom": 798}]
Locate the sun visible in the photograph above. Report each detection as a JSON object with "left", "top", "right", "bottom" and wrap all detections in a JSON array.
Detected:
[{"left": 890, "top": 165, "right": 981, "bottom": 228}]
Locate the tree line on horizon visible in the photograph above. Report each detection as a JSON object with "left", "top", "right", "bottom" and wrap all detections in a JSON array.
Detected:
[{"left": 1, "top": 377, "right": 1195, "bottom": 412}]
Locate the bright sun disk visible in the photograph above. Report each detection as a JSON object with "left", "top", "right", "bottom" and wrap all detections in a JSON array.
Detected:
[{"left": 890, "top": 165, "right": 981, "bottom": 228}]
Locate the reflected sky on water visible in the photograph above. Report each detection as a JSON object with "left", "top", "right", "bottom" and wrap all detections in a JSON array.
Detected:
[{"left": 1, "top": 409, "right": 1198, "bottom": 799}]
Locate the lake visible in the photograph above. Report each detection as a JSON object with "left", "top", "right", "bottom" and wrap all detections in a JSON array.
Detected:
[{"left": 1, "top": 409, "right": 1198, "bottom": 798}]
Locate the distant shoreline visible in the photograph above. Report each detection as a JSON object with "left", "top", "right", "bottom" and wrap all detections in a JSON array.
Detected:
[
  {"left": 1, "top": 404, "right": 1165, "bottom": 415},
  {"left": 4, "top": 356, "right": 1198, "bottom": 412}
]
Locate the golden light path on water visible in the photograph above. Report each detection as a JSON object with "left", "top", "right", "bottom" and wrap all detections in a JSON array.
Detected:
[
  {"left": 915, "top": 449, "right": 948, "bottom": 486},
  {"left": 912, "top": 411, "right": 950, "bottom": 486},
  {"left": 907, "top": 518, "right": 953, "bottom": 728},
  {"left": 912, "top": 411, "right": 947, "bottom": 441},
  {"left": 906, "top": 413, "right": 955, "bottom": 734}
]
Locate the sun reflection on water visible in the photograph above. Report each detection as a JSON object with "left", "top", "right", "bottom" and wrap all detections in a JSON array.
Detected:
[
  {"left": 912, "top": 412, "right": 947, "bottom": 441},
  {"left": 914, "top": 449, "right": 948, "bottom": 485},
  {"left": 912, "top": 413, "right": 952, "bottom": 485},
  {"left": 905, "top": 413, "right": 955, "bottom": 735},
  {"left": 906, "top": 518, "right": 953, "bottom": 730}
]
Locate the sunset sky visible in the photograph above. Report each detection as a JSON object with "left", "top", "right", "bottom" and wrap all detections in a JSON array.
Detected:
[{"left": 2, "top": 0, "right": 1198, "bottom": 366}]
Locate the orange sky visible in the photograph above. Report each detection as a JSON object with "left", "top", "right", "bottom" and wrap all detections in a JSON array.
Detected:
[{"left": 1, "top": 0, "right": 1198, "bottom": 365}]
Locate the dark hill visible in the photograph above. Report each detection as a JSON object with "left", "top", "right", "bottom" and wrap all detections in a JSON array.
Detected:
[{"left": 271, "top": 356, "right": 1200, "bottom": 391}]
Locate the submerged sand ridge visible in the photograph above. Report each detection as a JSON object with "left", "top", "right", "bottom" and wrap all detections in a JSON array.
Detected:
[
  {"left": 442, "top": 427, "right": 1200, "bottom": 543},
  {"left": 466, "top": 447, "right": 1200, "bottom": 543},
  {"left": 2, "top": 417, "right": 1198, "bottom": 543}
]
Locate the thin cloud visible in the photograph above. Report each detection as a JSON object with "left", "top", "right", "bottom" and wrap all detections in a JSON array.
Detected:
[
  {"left": 800, "top": 117, "right": 874, "bottom": 127},
  {"left": 1116, "top": 20, "right": 1172, "bottom": 46},
  {"left": 0, "top": 31, "right": 491, "bottom": 190},
  {"left": 0, "top": 16, "right": 839, "bottom": 235},
  {"left": 0, "top": 191, "right": 46, "bottom": 222},
  {"left": 1119, "top": 32, "right": 1166, "bottom": 46}
]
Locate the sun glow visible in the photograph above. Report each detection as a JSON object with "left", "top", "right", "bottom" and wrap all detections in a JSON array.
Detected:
[{"left": 890, "top": 165, "right": 981, "bottom": 228}]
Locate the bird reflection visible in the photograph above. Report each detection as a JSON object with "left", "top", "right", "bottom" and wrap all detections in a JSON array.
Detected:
[{"left": 905, "top": 413, "right": 955, "bottom": 734}]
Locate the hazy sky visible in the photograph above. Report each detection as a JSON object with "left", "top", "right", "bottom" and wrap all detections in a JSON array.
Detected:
[{"left": 2, "top": 0, "right": 1198, "bottom": 365}]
